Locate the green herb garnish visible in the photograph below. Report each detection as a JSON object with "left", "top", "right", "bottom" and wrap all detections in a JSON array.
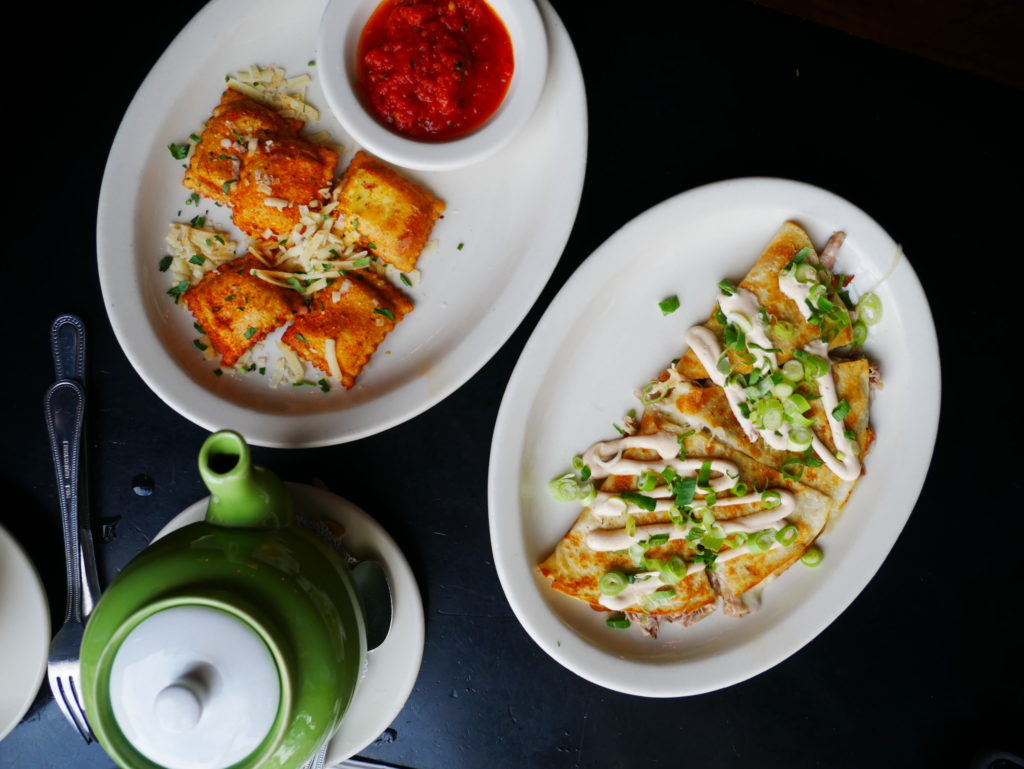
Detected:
[{"left": 658, "top": 295, "right": 680, "bottom": 315}]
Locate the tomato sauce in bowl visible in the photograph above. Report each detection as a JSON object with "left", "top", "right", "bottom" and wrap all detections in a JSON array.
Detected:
[{"left": 358, "top": 0, "right": 514, "bottom": 140}]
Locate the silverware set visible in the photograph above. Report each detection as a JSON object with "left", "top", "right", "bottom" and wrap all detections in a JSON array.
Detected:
[{"left": 44, "top": 314, "right": 100, "bottom": 743}]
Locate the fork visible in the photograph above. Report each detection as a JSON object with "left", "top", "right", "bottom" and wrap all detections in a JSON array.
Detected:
[
  {"left": 302, "top": 739, "right": 330, "bottom": 769},
  {"left": 44, "top": 377, "right": 99, "bottom": 743}
]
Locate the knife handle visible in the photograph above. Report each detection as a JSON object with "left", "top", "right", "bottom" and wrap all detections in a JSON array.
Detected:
[
  {"left": 44, "top": 379, "right": 98, "bottom": 623},
  {"left": 51, "top": 314, "right": 86, "bottom": 383}
]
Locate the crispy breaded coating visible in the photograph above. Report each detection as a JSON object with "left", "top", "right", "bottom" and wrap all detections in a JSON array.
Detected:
[
  {"left": 232, "top": 138, "right": 338, "bottom": 238},
  {"left": 332, "top": 151, "right": 445, "bottom": 272},
  {"left": 282, "top": 271, "right": 413, "bottom": 388},
  {"left": 183, "top": 254, "right": 302, "bottom": 367},
  {"left": 183, "top": 89, "right": 303, "bottom": 204}
]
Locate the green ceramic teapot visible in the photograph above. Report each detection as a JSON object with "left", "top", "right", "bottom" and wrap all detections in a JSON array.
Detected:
[{"left": 80, "top": 430, "right": 365, "bottom": 769}]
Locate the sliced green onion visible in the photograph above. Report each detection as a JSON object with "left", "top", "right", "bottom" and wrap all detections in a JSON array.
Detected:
[
  {"left": 730, "top": 313, "right": 753, "bottom": 333},
  {"left": 772, "top": 320, "right": 796, "bottom": 339},
  {"left": 748, "top": 528, "right": 777, "bottom": 553},
  {"left": 697, "top": 460, "right": 712, "bottom": 489},
  {"left": 717, "top": 279, "right": 737, "bottom": 296},
  {"left": 780, "top": 457, "right": 804, "bottom": 481},
  {"left": 726, "top": 531, "right": 748, "bottom": 548},
  {"left": 548, "top": 473, "right": 579, "bottom": 502},
  {"left": 773, "top": 382, "right": 794, "bottom": 399},
  {"left": 762, "top": 398, "right": 784, "bottom": 431},
  {"left": 621, "top": 492, "right": 656, "bottom": 512},
  {"left": 578, "top": 482, "right": 596, "bottom": 506},
  {"left": 788, "top": 426, "right": 813, "bottom": 451},
  {"left": 851, "top": 320, "right": 868, "bottom": 346},
  {"left": 606, "top": 614, "right": 631, "bottom": 629},
  {"left": 599, "top": 571, "right": 628, "bottom": 596},
  {"left": 808, "top": 283, "right": 828, "bottom": 307},
  {"left": 642, "top": 587, "right": 676, "bottom": 608},
  {"left": 856, "top": 293, "right": 883, "bottom": 325},
  {"left": 782, "top": 359, "right": 804, "bottom": 382},
  {"left": 661, "top": 555, "right": 688, "bottom": 583},
  {"left": 700, "top": 508, "right": 716, "bottom": 528},
  {"left": 701, "top": 535, "right": 726, "bottom": 552},
  {"left": 625, "top": 515, "right": 637, "bottom": 538},
  {"left": 832, "top": 399, "right": 851, "bottom": 421},
  {"left": 628, "top": 542, "right": 646, "bottom": 565},
  {"left": 716, "top": 352, "right": 734, "bottom": 376},
  {"left": 776, "top": 524, "right": 799, "bottom": 546},
  {"left": 794, "top": 350, "right": 829, "bottom": 380},
  {"left": 640, "top": 380, "right": 668, "bottom": 405},
  {"left": 797, "top": 264, "right": 817, "bottom": 283},
  {"left": 760, "top": 489, "right": 782, "bottom": 509},
  {"left": 801, "top": 545, "right": 824, "bottom": 567},
  {"left": 786, "top": 392, "right": 811, "bottom": 414},
  {"left": 732, "top": 482, "right": 749, "bottom": 497},
  {"left": 638, "top": 470, "right": 659, "bottom": 492},
  {"left": 674, "top": 476, "right": 696, "bottom": 506}
]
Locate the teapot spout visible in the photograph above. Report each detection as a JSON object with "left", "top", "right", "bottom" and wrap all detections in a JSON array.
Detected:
[{"left": 198, "top": 430, "right": 293, "bottom": 528}]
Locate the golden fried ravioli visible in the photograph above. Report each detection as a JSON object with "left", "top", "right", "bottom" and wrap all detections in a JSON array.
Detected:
[
  {"left": 231, "top": 138, "right": 338, "bottom": 238},
  {"left": 282, "top": 271, "right": 412, "bottom": 388},
  {"left": 332, "top": 151, "right": 445, "bottom": 272},
  {"left": 183, "top": 89, "right": 303, "bottom": 205},
  {"left": 183, "top": 254, "right": 302, "bottom": 367}
]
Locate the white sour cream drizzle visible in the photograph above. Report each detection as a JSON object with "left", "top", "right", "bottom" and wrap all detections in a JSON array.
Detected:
[
  {"left": 779, "top": 271, "right": 813, "bottom": 320},
  {"left": 684, "top": 289, "right": 862, "bottom": 481},
  {"left": 587, "top": 489, "right": 795, "bottom": 552},
  {"left": 579, "top": 432, "right": 794, "bottom": 611}
]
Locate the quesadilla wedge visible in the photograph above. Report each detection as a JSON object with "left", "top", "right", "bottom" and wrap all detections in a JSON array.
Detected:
[
  {"left": 539, "top": 421, "right": 833, "bottom": 636},
  {"left": 646, "top": 357, "right": 873, "bottom": 510}
]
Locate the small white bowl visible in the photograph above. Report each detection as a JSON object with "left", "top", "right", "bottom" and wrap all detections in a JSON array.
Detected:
[{"left": 317, "top": 0, "right": 548, "bottom": 171}]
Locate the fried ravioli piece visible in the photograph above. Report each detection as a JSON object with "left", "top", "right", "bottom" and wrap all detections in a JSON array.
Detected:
[
  {"left": 183, "top": 89, "right": 303, "bottom": 204},
  {"left": 183, "top": 254, "right": 302, "bottom": 367},
  {"left": 677, "top": 221, "right": 854, "bottom": 381},
  {"left": 232, "top": 138, "right": 338, "bottom": 238},
  {"left": 281, "top": 271, "right": 412, "bottom": 388},
  {"left": 332, "top": 151, "right": 445, "bottom": 272}
]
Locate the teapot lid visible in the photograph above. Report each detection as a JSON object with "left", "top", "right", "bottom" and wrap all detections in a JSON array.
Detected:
[{"left": 108, "top": 605, "right": 282, "bottom": 769}]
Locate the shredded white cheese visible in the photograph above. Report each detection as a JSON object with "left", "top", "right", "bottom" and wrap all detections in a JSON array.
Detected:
[
  {"left": 225, "top": 65, "right": 320, "bottom": 122},
  {"left": 324, "top": 338, "right": 342, "bottom": 382},
  {"left": 165, "top": 223, "right": 238, "bottom": 285}
]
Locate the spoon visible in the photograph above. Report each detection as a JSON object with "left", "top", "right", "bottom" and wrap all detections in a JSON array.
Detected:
[
  {"left": 299, "top": 517, "right": 393, "bottom": 650},
  {"left": 351, "top": 560, "right": 392, "bottom": 650}
]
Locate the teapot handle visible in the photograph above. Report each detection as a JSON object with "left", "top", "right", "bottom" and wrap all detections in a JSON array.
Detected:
[{"left": 198, "top": 430, "right": 293, "bottom": 528}]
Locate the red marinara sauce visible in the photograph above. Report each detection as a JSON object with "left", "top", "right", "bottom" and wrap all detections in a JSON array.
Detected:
[{"left": 357, "top": 0, "right": 514, "bottom": 141}]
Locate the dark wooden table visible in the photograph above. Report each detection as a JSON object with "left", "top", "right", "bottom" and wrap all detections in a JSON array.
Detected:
[{"left": 2, "top": 1, "right": 1022, "bottom": 768}]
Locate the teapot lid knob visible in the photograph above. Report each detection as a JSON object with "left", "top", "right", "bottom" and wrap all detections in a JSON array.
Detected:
[{"left": 154, "top": 680, "right": 205, "bottom": 733}]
